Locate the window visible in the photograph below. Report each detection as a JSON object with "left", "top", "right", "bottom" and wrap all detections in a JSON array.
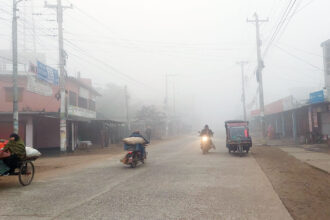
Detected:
[
  {"left": 69, "top": 91, "right": 77, "bottom": 106},
  {"left": 229, "top": 127, "right": 246, "bottom": 139},
  {"left": 5, "top": 87, "right": 23, "bottom": 102},
  {"left": 89, "top": 100, "right": 95, "bottom": 111},
  {"left": 78, "top": 96, "right": 88, "bottom": 109}
]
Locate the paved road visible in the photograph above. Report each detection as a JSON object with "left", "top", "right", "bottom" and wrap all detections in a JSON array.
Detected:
[{"left": 0, "top": 137, "right": 292, "bottom": 220}]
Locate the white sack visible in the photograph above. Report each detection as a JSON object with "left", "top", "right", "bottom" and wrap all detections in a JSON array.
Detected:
[
  {"left": 122, "top": 137, "right": 146, "bottom": 145},
  {"left": 26, "top": 147, "right": 41, "bottom": 157}
]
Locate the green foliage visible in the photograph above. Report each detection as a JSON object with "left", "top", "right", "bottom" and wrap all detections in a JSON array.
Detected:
[{"left": 136, "top": 105, "right": 166, "bottom": 126}]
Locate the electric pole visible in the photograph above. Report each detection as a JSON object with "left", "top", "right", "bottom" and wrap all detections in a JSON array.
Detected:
[
  {"left": 165, "top": 73, "right": 169, "bottom": 137},
  {"left": 164, "top": 74, "right": 177, "bottom": 137},
  {"left": 45, "top": 0, "right": 72, "bottom": 152},
  {"left": 31, "top": 0, "right": 37, "bottom": 57},
  {"left": 12, "top": 0, "right": 23, "bottom": 134},
  {"left": 247, "top": 13, "right": 268, "bottom": 137},
  {"left": 124, "top": 85, "right": 130, "bottom": 134},
  {"left": 172, "top": 82, "right": 176, "bottom": 115},
  {"left": 237, "top": 61, "right": 248, "bottom": 121}
]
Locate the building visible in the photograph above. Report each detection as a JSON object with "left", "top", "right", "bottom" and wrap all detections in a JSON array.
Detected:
[{"left": 0, "top": 64, "right": 101, "bottom": 151}]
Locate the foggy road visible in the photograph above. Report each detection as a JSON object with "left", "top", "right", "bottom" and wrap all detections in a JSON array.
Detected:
[{"left": 0, "top": 137, "right": 292, "bottom": 220}]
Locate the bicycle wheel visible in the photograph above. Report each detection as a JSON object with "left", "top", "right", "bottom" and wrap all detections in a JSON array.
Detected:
[{"left": 19, "top": 162, "right": 35, "bottom": 186}]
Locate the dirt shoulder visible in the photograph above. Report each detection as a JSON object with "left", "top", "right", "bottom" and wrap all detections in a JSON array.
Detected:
[{"left": 252, "top": 146, "right": 330, "bottom": 220}]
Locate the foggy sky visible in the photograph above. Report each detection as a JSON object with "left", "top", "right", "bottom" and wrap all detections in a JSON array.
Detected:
[{"left": 0, "top": 0, "right": 329, "bottom": 131}]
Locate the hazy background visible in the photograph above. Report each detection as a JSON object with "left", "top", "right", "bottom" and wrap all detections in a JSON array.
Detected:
[{"left": 0, "top": 0, "right": 329, "bottom": 133}]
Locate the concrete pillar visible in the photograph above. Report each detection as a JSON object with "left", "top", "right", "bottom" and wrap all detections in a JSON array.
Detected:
[
  {"left": 275, "top": 118, "right": 279, "bottom": 137},
  {"left": 26, "top": 117, "right": 33, "bottom": 147},
  {"left": 281, "top": 113, "right": 286, "bottom": 137},
  {"left": 71, "top": 122, "right": 75, "bottom": 151},
  {"left": 292, "top": 111, "right": 297, "bottom": 142}
]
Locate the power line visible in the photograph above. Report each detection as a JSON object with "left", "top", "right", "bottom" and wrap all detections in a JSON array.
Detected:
[
  {"left": 277, "top": 41, "right": 322, "bottom": 58},
  {"left": 263, "top": 0, "right": 298, "bottom": 57},
  {"left": 295, "top": 0, "right": 316, "bottom": 14},
  {"left": 63, "top": 39, "right": 162, "bottom": 92},
  {"left": 273, "top": 44, "right": 323, "bottom": 71}
]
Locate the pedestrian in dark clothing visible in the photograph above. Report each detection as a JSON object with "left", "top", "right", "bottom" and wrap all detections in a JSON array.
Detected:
[{"left": 146, "top": 127, "right": 152, "bottom": 142}]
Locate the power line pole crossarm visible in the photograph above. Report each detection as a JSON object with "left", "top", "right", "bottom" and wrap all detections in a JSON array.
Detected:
[
  {"left": 247, "top": 13, "right": 268, "bottom": 138},
  {"left": 45, "top": 0, "right": 72, "bottom": 152},
  {"left": 236, "top": 61, "right": 248, "bottom": 121}
]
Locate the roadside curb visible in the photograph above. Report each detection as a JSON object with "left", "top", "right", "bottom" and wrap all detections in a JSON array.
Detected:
[{"left": 306, "top": 163, "right": 330, "bottom": 174}]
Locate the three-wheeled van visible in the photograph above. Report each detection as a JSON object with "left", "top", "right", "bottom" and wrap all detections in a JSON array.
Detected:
[{"left": 225, "top": 120, "right": 252, "bottom": 154}]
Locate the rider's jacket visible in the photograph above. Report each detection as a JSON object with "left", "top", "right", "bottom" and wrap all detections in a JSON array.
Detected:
[{"left": 200, "top": 129, "right": 214, "bottom": 137}]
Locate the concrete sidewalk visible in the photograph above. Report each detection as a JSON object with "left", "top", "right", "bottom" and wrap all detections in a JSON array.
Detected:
[{"left": 280, "top": 146, "right": 330, "bottom": 173}]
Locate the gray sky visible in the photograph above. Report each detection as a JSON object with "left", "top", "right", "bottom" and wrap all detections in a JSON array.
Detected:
[{"left": 0, "top": 0, "right": 329, "bottom": 130}]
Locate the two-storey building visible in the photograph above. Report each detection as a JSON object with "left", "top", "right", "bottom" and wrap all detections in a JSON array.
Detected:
[{"left": 0, "top": 59, "right": 100, "bottom": 151}]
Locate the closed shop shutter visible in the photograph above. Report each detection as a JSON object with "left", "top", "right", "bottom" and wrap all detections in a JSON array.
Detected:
[{"left": 321, "top": 112, "right": 330, "bottom": 135}]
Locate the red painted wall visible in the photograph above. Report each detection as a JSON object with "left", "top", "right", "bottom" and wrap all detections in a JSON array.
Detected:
[
  {"left": 0, "top": 77, "right": 60, "bottom": 112},
  {"left": 0, "top": 122, "right": 26, "bottom": 142},
  {"left": 0, "top": 76, "right": 87, "bottom": 113}
]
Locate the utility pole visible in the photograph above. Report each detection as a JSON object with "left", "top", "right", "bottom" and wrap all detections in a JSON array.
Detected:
[
  {"left": 124, "top": 85, "right": 130, "bottom": 134},
  {"left": 165, "top": 73, "right": 169, "bottom": 137},
  {"left": 236, "top": 61, "right": 248, "bottom": 121},
  {"left": 31, "top": 0, "right": 37, "bottom": 57},
  {"left": 172, "top": 82, "right": 176, "bottom": 115},
  {"left": 247, "top": 13, "right": 268, "bottom": 137},
  {"left": 45, "top": 0, "right": 72, "bottom": 152},
  {"left": 164, "top": 74, "right": 177, "bottom": 137},
  {"left": 12, "top": 0, "right": 23, "bottom": 134}
]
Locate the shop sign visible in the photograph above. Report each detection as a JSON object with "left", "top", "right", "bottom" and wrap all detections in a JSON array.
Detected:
[{"left": 310, "top": 90, "right": 324, "bottom": 104}]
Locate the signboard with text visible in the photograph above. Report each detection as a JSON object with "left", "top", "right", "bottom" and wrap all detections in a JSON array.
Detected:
[
  {"left": 310, "top": 90, "right": 324, "bottom": 104},
  {"left": 27, "top": 75, "right": 53, "bottom": 96},
  {"left": 68, "top": 105, "right": 96, "bottom": 119},
  {"left": 37, "top": 61, "right": 59, "bottom": 85}
]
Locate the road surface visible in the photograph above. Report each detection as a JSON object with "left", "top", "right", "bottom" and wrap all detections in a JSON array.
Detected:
[{"left": 0, "top": 137, "right": 292, "bottom": 220}]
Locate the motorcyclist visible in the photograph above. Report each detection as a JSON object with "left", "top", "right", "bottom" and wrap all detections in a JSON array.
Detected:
[
  {"left": 200, "top": 125, "right": 215, "bottom": 149},
  {"left": 126, "top": 131, "right": 149, "bottom": 160}
]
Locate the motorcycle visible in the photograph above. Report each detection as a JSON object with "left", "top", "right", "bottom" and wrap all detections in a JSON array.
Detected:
[
  {"left": 121, "top": 146, "right": 147, "bottom": 168},
  {"left": 200, "top": 135, "right": 212, "bottom": 154}
]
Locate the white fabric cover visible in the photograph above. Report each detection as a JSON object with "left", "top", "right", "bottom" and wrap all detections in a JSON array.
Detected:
[{"left": 26, "top": 147, "right": 41, "bottom": 157}]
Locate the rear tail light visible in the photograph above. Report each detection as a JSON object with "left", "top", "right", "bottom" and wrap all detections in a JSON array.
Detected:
[{"left": 244, "top": 129, "right": 248, "bottom": 137}]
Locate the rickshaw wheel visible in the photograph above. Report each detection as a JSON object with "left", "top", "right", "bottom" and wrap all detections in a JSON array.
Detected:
[{"left": 19, "top": 161, "right": 35, "bottom": 186}]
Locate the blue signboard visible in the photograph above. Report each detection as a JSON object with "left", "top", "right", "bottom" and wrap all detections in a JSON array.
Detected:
[
  {"left": 310, "top": 90, "right": 324, "bottom": 104},
  {"left": 37, "top": 61, "right": 59, "bottom": 85}
]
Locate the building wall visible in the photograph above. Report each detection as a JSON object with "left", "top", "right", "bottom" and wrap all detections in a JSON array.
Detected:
[
  {"left": 33, "top": 117, "right": 60, "bottom": 148},
  {"left": 0, "top": 76, "right": 97, "bottom": 113},
  {"left": 0, "top": 75, "right": 98, "bottom": 150},
  {"left": 0, "top": 76, "right": 60, "bottom": 112},
  {"left": 0, "top": 121, "right": 26, "bottom": 141}
]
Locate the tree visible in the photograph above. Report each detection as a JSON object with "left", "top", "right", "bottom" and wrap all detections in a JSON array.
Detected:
[
  {"left": 135, "top": 105, "right": 166, "bottom": 138},
  {"left": 96, "top": 83, "right": 127, "bottom": 120},
  {"left": 136, "top": 105, "right": 166, "bottom": 125}
]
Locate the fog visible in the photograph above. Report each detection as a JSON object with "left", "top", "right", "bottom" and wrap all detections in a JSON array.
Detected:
[{"left": 1, "top": 0, "right": 329, "bottom": 133}]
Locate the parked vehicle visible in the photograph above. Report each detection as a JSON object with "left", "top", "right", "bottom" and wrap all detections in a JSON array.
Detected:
[{"left": 225, "top": 120, "right": 252, "bottom": 155}]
